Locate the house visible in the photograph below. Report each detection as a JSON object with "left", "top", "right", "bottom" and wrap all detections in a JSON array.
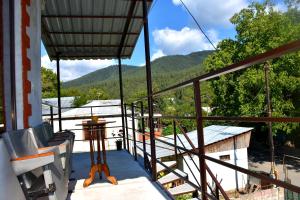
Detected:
[
  {"left": 42, "top": 96, "right": 75, "bottom": 116},
  {"left": 138, "top": 125, "right": 252, "bottom": 192}
]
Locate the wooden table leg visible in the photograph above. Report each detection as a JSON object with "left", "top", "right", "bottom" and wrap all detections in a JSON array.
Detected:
[
  {"left": 83, "top": 126, "right": 98, "bottom": 187},
  {"left": 96, "top": 126, "right": 102, "bottom": 179},
  {"left": 100, "top": 126, "right": 118, "bottom": 185}
]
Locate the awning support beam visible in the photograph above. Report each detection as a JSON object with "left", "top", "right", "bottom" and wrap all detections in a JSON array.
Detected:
[
  {"left": 56, "top": 54, "right": 62, "bottom": 132},
  {"left": 142, "top": 0, "right": 156, "bottom": 181},
  {"left": 118, "top": 58, "right": 126, "bottom": 150}
]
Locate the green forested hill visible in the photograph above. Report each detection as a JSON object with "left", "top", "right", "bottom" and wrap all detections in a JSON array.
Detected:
[{"left": 62, "top": 50, "right": 213, "bottom": 100}]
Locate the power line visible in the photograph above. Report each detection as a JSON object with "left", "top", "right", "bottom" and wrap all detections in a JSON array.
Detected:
[{"left": 178, "top": 0, "right": 217, "bottom": 50}]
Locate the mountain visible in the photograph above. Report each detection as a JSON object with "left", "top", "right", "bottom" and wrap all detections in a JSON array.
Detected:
[{"left": 62, "top": 50, "right": 214, "bottom": 100}]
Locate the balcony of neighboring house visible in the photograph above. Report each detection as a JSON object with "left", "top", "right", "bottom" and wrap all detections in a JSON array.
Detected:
[{"left": 1, "top": 0, "right": 300, "bottom": 200}]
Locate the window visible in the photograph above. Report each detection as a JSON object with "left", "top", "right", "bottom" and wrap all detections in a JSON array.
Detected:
[{"left": 219, "top": 154, "right": 230, "bottom": 161}]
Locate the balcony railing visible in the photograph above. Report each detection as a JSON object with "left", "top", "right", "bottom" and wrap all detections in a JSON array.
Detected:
[{"left": 43, "top": 40, "right": 300, "bottom": 200}]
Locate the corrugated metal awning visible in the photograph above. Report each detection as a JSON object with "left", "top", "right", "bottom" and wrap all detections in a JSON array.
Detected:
[{"left": 41, "top": 0, "right": 152, "bottom": 60}]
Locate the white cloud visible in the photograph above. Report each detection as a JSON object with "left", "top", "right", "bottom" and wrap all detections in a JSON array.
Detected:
[
  {"left": 151, "top": 49, "right": 166, "bottom": 61},
  {"left": 152, "top": 27, "right": 219, "bottom": 56},
  {"left": 41, "top": 55, "right": 116, "bottom": 81},
  {"left": 172, "top": 0, "right": 248, "bottom": 28}
]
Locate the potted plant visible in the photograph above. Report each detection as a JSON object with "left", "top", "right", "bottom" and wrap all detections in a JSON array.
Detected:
[{"left": 112, "top": 129, "right": 123, "bottom": 151}]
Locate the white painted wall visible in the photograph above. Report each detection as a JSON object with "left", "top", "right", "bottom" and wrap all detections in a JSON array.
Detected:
[
  {"left": 183, "top": 148, "right": 249, "bottom": 192},
  {"left": 2, "top": 0, "right": 42, "bottom": 130},
  {"left": 27, "top": 0, "right": 42, "bottom": 127}
]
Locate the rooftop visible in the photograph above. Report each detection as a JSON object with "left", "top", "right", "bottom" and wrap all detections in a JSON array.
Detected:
[
  {"left": 41, "top": 0, "right": 152, "bottom": 60},
  {"left": 139, "top": 125, "right": 253, "bottom": 158}
]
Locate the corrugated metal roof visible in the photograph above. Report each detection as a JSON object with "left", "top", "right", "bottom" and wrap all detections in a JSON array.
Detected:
[
  {"left": 42, "top": 97, "right": 75, "bottom": 115},
  {"left": 41, "top": 0, "right": 152, "bottom": 60},
  {"left": 138, "top": 125, "right": 253, "bottom": 158}
]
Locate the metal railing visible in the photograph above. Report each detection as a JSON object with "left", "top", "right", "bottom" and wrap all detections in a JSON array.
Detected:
[{"left": 123, "top": 40, "right": 300, "bottom": 200}]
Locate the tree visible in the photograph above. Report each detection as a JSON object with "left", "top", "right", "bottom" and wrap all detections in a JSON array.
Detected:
[
  {"left": 204, "top": 1, "right": 300, "bottom": 135},
  {"left": 41, "top": 67, "right": 57, "bottom": 98}
]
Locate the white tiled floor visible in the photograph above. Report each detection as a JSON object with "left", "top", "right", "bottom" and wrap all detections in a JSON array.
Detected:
[{"left": 68, "top": 141, "right": 171, "bottom": 200}]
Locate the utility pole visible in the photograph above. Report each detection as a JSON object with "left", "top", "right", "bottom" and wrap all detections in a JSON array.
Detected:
[{"left": 264, "top": 63, "right": 275, "bottom": 178}]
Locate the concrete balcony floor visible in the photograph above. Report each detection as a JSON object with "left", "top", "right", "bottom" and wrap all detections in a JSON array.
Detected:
[{"left": 68, "top": 141, "right": 170, "bottom": 200}]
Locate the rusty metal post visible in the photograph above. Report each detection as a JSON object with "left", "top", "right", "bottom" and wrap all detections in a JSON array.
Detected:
[
  {"left": 173, "top": 120, "right": 178, "bottom": 165},
  {"left": 142, "top": 0, "right": 156, "bottom": 181},
  {"left": 56, "top": 54, "right": 62, "bottom": 132},
  {"left": 118, "top": 57, "right": 126, "bottom": 150},
  {"left": 124, "top": 104, "right": 130, "bottom": 152},
  {"left": 132, "top": 103, "right": 137, "bottom": 160},
  {"left": 193, "top": 80, "right": 207, "bottom": 200},
  {"left": 140, "top": 101, "right": 147, "bottom": 168},
  {"left": 50, "top": 106, "right": 54, "bottom": 130}
]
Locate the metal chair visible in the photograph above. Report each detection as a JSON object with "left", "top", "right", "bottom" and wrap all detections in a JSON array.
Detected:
[{"left": 3, "top": 129, "right": 68, "bottom": 200}]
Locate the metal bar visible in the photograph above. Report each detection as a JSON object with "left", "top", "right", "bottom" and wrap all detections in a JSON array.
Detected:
[
  {"left": 150, "top": 40, "right": 300, "bottom": 98},
  {"left": 136, "top": 115, "right": 196, "bottom": 120},
  {"left": 118, "top": 0, "right": 137, "bottom": 57},
  {"left": 142, "top": 0, "right": 156, "bottom": 181},
  {"left": 56, "top": 54, "right": 62, "bottom": 131},
  {"left": 202, "top": 116, "right": 300, "bottom": 123},
  {"left": 47, "top": 31, "right": 139, "bottom": 35},
  {"left": 124, "top": 104, "right": 130, "bottom": 152},
  {"left": 203, "top": 155, "right": 300, "bottom": 193},
  {"left": 206, "top": 164, "right": 229, "bottom": 200},
  {"left": 140, "top": 101, "right": 147, "bottom": 169},
  {"left": 42, "top": 15, "right": 143, "bottom": 19},
  {"left": 176, "top": 120, "right": 197, "bottom": 150},
  {"left": 173, "top": 120, "right": 178, "bottom": 165},
  {"left": 52, "top": 114, "right": 123, "bottom": 121},
  {"left": 57, "top": 104, "right": 121, "bottom": 109},
  {"left": 9, "top": 0, "right": 17, "bottom": 130},
  {"left": 50, "top": 106, "right": 54, "bottom": 130},
  {"left": 48, "top": 44, "right": 134, "bottom": 48},
  {"left": 132, "top": 103, "right": 137, "bottom": 160},
  {"left": 58, "top": 54, "right": 131, "bottom": 59},
  {"left": 193, "top": 80, "right": 207, "bottom": 200},
  {"left": 117, "top": 58, "right": 126, "bottom": 150}
]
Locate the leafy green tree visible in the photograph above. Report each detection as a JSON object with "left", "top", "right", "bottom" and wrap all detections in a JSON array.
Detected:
[
  {"left": 41, "top": 67, "right": 58, "bottom": 98},
  {"left": 204, "top": 1, "right": 300, "bottom": 135}
]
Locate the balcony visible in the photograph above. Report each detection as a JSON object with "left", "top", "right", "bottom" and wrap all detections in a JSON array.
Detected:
[{"left": 1, "top": 0, "right": 300, "bottom": 200}]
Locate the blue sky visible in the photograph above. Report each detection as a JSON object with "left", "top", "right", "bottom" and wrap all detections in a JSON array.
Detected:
[{"left": 41, "top": 0, "right": 286, "bottom": 81}]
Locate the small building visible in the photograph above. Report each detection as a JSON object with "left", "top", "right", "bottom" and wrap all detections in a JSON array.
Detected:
[
  {"left": 42, "top": 97, "right": 75, "bottom": 116},
  {"left": 138, "top": 125, "right": 252, "bottom": 192},
  {"left": 47, "top": 99, "right": 135, "bottom": 150}
]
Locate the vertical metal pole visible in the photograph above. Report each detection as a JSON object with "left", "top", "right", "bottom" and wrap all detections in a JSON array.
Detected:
[
  {"left": 124, "top": 104, "right": 130, "bottom": 152},
  {"left": 56, "top": 55, "right": 62, "bottom": 132},
  {"left": 50, "top": 106, "right": 54, "bottom": 130},
  {"left": 193, "top": 80, "right": 207, "bottom": 200},
  {"left": 132, "top": 103, "right": 137, "bottom": 160},
  {"left": 264, "top": 63, "right": 275, "bottom": 175},
  {"left": 118, "top": 57, "right": 126, "bottom": 150},
  {"left": 173, "top": 120, "right": 178, "bottom": 165},
  {"left": 9, "top": 0, "right": 17, "bottom": 130},
  {"left": 142, "top": 0, "right": 156, "bottom": 181},
  {"left": 140, "top": 101, "right": 147, "bottom": 168},
  {"left": 90, "top": 107, "right": 93, "bottom": 117}
]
